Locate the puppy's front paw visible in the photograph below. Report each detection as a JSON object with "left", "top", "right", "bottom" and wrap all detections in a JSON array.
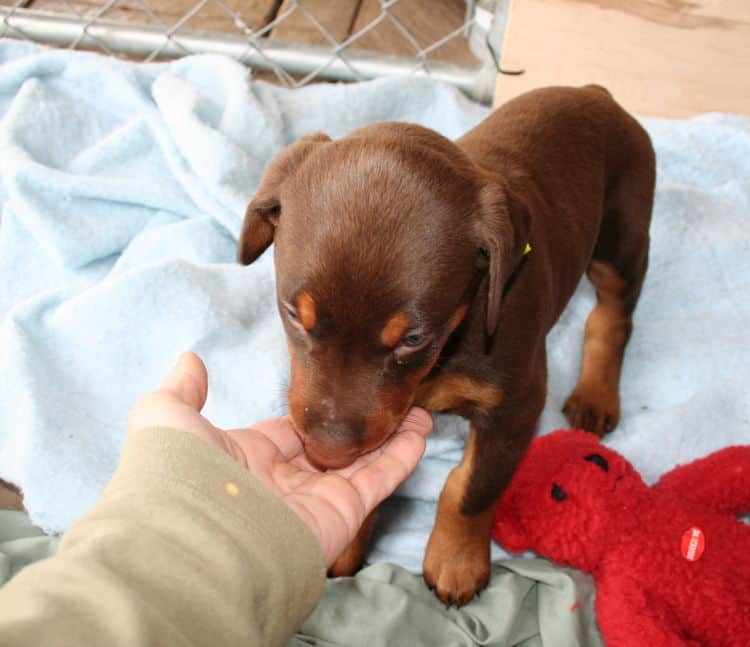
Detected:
[
  {"left": 423, "top": 528, "right": 490, "bottom": 606},
  {"left": 563, "top": 384, "right": 620, "bottom": 437}
]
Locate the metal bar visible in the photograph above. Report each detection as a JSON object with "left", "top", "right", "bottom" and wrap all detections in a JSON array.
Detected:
[{"left": 0, "top": 8, "right": 496, "bottom": 103}]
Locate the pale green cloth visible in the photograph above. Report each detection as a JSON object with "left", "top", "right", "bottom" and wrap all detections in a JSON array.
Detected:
[
  {"left": 292, "top": 561, "right": 602, "bottom": 647},
  {"left": 0, "top": 510, "right": 58, "bottom": 583},
  {"left": 2, "top": 510, "right": 602, "bottom": 647}
]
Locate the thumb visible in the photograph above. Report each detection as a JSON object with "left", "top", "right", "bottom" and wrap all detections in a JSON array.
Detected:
[
  {"left": 160, "top": 352, "right": 208, "bottom": 412},
  {"left": 398, "top": 407, "right": 433, "bottom": 437}
]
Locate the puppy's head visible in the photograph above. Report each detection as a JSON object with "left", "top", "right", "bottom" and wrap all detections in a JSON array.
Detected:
[{"left": 239, "top": 125, "right": 529, "bottom": 468}]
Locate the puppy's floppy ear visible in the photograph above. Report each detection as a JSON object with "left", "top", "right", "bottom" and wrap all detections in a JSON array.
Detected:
[
  {"left": 474, "top": 180, "right": 531, "bottom": 336},
  {"left": 238, "top": 132, "right": 331, "bottom": 265}
]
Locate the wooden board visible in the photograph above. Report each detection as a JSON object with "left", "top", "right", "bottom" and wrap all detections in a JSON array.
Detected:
[
  {"left": 271, "top": 0, "right": 360, "bottom": 47},
  {"left": 13, "top": 0, "right": 481, "bottom": 67},
  {"left": 350, "top": 0, "right": 478, "bottom": 65},
  {"left": 495, "top": 0, "right": 750, "bottom": 117},
  {"left": 27, "top": 0, "right": 277, "bottom": 33}
]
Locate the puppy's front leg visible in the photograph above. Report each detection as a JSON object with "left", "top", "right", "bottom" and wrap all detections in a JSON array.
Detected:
[
  {"left": 422, "top": 427, "right": 494, "bottom": 606},
  {"left": 423, "top": 386, "right": 545, "bottom": 606}
]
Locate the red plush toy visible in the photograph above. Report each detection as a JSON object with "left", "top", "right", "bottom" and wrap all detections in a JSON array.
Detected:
[{"left": 492, "top": 429, "right": 750, "bottom": 646}]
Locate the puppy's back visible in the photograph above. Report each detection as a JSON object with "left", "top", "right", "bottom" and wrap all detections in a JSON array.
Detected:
[{"left": 458, "top": 85, "right": 652, "bottom": 184}]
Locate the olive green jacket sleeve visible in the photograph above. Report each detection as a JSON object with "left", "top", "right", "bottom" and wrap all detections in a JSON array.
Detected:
[{"left": 0, "top": 427, "right": 327, "bottom": 647}]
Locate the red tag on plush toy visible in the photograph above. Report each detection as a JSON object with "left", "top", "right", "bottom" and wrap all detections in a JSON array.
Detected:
[{"left": 681, "top": 527, "right": 705, "bottom": 561}]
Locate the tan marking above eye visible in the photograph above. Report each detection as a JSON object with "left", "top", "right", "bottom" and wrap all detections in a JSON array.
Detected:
[
  {"left": 296, "top": 291, "right": 317, "bottom": 330},
  {"left": 380, "top": 312, "right": 411, "bottom": 348}
]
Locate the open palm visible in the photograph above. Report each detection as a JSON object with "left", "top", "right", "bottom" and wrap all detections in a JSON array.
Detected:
[{"left": 128, "top": 352, "right": 432, "bottom": 566}]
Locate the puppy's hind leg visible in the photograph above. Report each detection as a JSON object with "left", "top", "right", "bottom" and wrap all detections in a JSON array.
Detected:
[{"left": 564, "top": 158, "right": 654, "bottom": 436}]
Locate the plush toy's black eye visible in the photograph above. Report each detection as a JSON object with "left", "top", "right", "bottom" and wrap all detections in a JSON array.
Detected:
[
  {"left": 584, "top": 454, "right": 609, "bottom": 472},
  {"left": 551, "top": 484, "right": 567, "bottom": 501}
]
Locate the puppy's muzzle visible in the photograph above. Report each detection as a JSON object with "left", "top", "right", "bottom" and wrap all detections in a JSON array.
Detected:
[{"left": 297, "top": 412, "right": 368, "bottom": 469}]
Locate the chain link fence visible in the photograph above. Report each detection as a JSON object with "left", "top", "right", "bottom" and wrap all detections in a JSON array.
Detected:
[{"left": 0, "top": 0, "right": 506, "bottom": 102}]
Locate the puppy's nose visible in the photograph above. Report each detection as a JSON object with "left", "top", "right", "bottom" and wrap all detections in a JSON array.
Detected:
[
  {"left": 306, "top": 410, "right": 364, "bottom": 444},
  {"left": 303, "top": 412, "right": 365, "bottom": 469},
  {"left": 304, "top": 438, "right": 361, "bottom": 470}
]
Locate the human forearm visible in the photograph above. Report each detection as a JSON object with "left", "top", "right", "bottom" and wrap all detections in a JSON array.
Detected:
[{"left": 0, "top": 427, "right": 326, "bottom": 647}]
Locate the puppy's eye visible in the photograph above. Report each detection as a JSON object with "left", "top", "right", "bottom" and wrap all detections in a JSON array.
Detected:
[
  {"left": 396, "top": 332, "right": 432, "bottom": 353},
  {"left": 551, "top": 484, "right": 567, "bottom": 501},
  {"left": 284, "top": 305, "right": 299, "bottom": 322},
  {"left": 401, "top": 332, "right": 424, "bottom": 347}
]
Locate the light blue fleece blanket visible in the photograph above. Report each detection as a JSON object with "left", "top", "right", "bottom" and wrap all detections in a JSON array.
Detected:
[{"left": 1, "top": 41, "right": 749, "bottom": 576}]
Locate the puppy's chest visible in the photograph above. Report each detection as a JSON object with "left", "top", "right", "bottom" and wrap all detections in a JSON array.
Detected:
[{"left": 414, "top": 372, "right": 503, "bottom": 417}]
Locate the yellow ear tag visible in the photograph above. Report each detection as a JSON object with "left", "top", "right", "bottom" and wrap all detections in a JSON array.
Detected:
[{"left": 523, "top": 243, "right": 532, "bottom": 256}]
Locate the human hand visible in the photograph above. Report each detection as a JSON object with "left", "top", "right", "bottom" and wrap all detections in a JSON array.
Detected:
[{"left": 128, "top": 352, "right": 433, "bottom": 566}]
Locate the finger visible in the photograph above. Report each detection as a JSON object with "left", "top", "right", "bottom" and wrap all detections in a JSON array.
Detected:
[
  {"left": 345, "top": 425, "right": 428, "bottom": 511},
  {"left": 232, "top": 416, "right": 304, "bottom": 461},
  {"left": 160, "top": 352, "right": 208, "bottom": 412},
  {"left": 397, "top": 407, "right": 433, "bottom": 438}
]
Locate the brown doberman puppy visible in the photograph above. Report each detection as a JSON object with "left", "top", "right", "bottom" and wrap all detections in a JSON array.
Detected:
[{"left": 237, "top": 85, "right": 655, "bottom": 606}]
